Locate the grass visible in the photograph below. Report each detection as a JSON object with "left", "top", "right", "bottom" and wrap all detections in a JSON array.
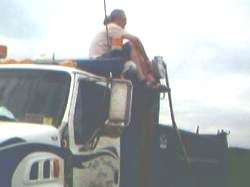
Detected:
[{"left": 229, "top": 147, "right": 250, "bottom": 187}]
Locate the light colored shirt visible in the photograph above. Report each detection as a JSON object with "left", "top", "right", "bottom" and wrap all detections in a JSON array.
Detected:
[{"left": 89, "top": 23, "right": 126, "bottom": 58}]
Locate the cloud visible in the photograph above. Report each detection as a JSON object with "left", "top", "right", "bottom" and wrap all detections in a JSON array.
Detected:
[
  {"left": 166, "top": 36, "right": 250, "bottom": 82},
  {"left": 159, "top": 72, "right": 250, "bottom": 148},
  {"left": 166, "top": 97, "right": 250, "bottom": 148},
  {"left": 160, "top": 97, "right": 250, "bottom": 148},
  {"left": 0, "top": 0, "right": 39, "bottom": 39},
  {"left": 210, "top": 48, "right": 250, "bottom": 75}
]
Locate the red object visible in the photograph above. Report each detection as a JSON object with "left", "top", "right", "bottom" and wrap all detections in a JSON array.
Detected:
[
  {"left": 0, "top": 45, "right": 7, "bottom": 58},
  {"left": 111, "top": 37, "right": 123, "bottom": 49},
  {"left": 53, "top": 159, "right": 60, "bottom": 178}
]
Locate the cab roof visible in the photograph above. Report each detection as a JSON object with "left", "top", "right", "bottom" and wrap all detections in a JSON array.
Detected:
[{"left": 0, "top": 62, "right": 105, "bottom": 80}]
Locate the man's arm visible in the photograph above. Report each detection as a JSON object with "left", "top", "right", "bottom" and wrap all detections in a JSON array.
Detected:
[{"left": 122, "top": 34, "right": 149, "bottom": 60}]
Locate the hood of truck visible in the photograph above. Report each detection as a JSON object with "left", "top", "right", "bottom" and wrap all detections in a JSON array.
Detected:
[{"left": 0, "top": 122, "right": 60, "bottom": 146}]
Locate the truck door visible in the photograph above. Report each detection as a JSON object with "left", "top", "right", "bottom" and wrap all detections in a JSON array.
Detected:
[{"left": 68, "top": 75, "right": 120, "bottom": 187}]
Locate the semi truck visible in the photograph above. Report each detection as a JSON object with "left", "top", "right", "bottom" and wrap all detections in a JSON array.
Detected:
[{"left": 0, "top": 56, "right": 229, "bottom": 187}]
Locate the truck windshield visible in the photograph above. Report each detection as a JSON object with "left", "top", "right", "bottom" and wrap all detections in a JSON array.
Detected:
[{"left": 0, "top": 69, "right": 70, "bottom": 127}]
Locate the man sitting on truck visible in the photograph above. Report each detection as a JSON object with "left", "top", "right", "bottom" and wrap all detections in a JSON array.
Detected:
[
  {"left": 88, "top": 9, "right": 159, "bottom": 89},
  {"left": 60, "top": 9, "right": 162, "bottom": 89}
]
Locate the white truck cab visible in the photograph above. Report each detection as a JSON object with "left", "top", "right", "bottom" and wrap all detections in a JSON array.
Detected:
[{"left": 0, "top": 62, "right": 132, "bottom": 187}]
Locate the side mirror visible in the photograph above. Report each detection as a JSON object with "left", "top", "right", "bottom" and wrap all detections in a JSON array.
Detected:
[
  {"left": 106, "top": 79, "right": 133, "bottom": 127},
  {"left": 0, "top": 45, "right": 7, "bottom": 59}
]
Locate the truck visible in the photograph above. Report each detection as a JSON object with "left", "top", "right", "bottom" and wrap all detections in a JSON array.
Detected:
[
  {"left": 0, "top": 56, "right": 229, "bottom": 187},
  {"left": 0, "top": 58, "right": 134, "bottom": 187}
]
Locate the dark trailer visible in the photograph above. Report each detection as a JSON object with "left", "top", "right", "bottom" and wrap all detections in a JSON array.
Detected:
[{"left": 118, "top": 58, "right": 229, "bottom": 187}]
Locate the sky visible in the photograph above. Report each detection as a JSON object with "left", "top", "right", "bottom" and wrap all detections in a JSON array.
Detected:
[{"left": 0, "top": 0, "right": 250, "bottom": 148}]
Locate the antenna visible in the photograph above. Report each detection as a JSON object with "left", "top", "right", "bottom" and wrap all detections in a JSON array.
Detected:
[
  {"left": 103, "top": 0, "right": 108, "bottom": 19},
  {"left": 103, "top": 0, "right": 111, "bottom": 49}
]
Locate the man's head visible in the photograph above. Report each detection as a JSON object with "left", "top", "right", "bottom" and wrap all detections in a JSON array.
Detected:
[{"left": 104, "top": 9, "right": 127, "bottom": 28}]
